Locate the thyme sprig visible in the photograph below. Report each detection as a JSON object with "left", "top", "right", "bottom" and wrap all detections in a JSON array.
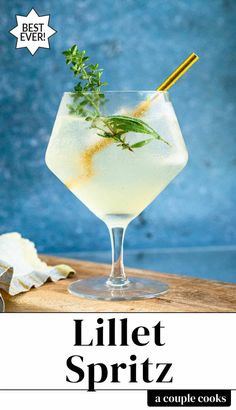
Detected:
[{"left": 63, "top": 44, "right": 107, "bottom": 120}]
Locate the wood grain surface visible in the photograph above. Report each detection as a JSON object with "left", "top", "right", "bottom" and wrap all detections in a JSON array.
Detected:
[{"left": 2, "top": 255, "right": 236, "bottom": 312}]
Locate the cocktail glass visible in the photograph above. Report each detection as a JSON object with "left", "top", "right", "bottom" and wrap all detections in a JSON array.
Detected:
[{"left": 45, "top": 91, "right": 188, "bottom": 300}]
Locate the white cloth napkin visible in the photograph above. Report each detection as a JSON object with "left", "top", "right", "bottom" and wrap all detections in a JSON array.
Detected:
[{"left": 0, "top": 233, "right": 75, "bottom": 311}]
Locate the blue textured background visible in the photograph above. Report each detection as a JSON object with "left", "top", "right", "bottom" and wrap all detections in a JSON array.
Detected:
[{"left": 1, "top": 0, "right": 236, "bottom": 280}]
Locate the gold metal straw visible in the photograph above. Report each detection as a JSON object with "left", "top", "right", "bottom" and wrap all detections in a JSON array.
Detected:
[
  {"left": 132, "top": 52, "right": 199, "bottom": 117},
  {"left": 157, "top": 52, "right": 199, "bottom": 91}
]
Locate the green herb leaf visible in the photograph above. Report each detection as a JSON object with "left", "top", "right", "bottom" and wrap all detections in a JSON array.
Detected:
[
  {"left": 104, "top": 115, "right": 159, "bottom": 136},
  {"left": 104, "top": 115, "right": 169, "bottom": 146},
  {"left": 130, "top": 138, "right": 155, "bottom": 149}
]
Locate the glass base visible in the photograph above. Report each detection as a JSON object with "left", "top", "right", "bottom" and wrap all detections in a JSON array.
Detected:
[{"left": 68, "top": 276, "right": 168, "bottom": 301}]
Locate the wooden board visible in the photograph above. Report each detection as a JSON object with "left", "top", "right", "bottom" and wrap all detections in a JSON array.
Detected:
[{"left": 2, "top": 255, "right": 236, "bottom": 312}]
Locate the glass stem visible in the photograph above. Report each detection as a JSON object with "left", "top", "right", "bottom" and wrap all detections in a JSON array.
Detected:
[{"left": 107, "top": 227, "right": 129, "bottom": 287}]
